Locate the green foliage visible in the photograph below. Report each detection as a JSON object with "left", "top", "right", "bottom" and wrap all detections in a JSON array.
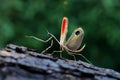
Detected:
[{"left": 0, "top": 0, "right": 120, "bottom": 72}]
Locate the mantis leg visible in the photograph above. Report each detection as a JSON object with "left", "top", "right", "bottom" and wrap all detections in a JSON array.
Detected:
[
  {"left": 26, "top": 35, "right": 53, "bottom": 53},
  {"left": 69, "top": 52, "right": 92, "bottom": 64},
  {"left": 26, "top": 36, "right": 52, "bottom": 43},
  {"left": 75, "top": 54, "right": 92, "bottom": 65},
  {"left": 66, "top": 50, "right": 77, "bottom": 61},
  {"left": 47, "top": 31, "right": 60, "bottom": 45},
  {"left": 47, "top": 31, "right": 63, "bottom": 58},
  {"left": 41, "top": 40, "right": 53, "bottom": 53},
  {"left": 51, "top": 50, "right": 63, "bottom": 58}
]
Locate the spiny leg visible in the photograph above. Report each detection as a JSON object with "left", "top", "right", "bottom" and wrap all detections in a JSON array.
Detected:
[
  {"left": 51, "top": 50, "right": 63, "bottom": 58},
  {"left": 26, "top": 36, "right": 52, "bottom": 43},
  {"left": 50, "top": 43, "right": 63, "bottom": 58},
  {"left": 47, "top": 31, "right": 63, "bottom": 58},
  {"left": 65, "top": 46, "right": 92, "bottom": 64},
  {"left": 26, "top": 35, "right": 53, "bottom": 53},
  {"left": 41, "top": 40, "right": 53, "bottom": 53},
  {"left": 70, "top": 53, "right": 92, "bottom": 65},
  {"left": 66, "top": 50, "right": 77, "bottom": 61},
  {"left": 76, "top": 54, "right": 92, "bottom": 65},
  {"left": 47, "top": 31, "right": 60, "bottom": 45},
  {"left": 63, "top": 44, "right": 86, "bottom": 53}
]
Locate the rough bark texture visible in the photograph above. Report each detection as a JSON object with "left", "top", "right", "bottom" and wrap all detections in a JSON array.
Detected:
[{"left": 0, "top": 44, "right": 120, "bottom": 80}]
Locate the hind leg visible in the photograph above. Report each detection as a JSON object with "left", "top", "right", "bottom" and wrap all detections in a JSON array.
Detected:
[
  {"left": 73, "top": 53, "right": 92, "bottom": 65},
  {"left": 67, "top": 51, "right": 92, "bottom": 64}
]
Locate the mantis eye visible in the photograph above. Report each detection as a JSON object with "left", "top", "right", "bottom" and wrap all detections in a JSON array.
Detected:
[{"left": 75, "top": 30, "right": 80, "bottom": 35}]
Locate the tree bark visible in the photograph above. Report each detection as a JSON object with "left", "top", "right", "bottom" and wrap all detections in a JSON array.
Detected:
[{"left": 0, "top": 44, "right": 119, "bottom": 80}]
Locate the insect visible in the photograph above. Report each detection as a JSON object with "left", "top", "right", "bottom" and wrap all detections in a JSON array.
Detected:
[
  {"left": 47, "top": 17, "right": 90, "bottom": 62},
  {"left": 27, "top": 17, "right": 91, "bottom": 63}
]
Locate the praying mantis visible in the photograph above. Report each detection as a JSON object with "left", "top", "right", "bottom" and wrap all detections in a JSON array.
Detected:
[{"left": 27, "top": 17, "right": 91, "bottom": 63}]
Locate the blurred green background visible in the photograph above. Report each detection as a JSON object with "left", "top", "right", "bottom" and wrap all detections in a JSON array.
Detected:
[{"left": 0, "top": 0, "right": 120, "bottom": 72}]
